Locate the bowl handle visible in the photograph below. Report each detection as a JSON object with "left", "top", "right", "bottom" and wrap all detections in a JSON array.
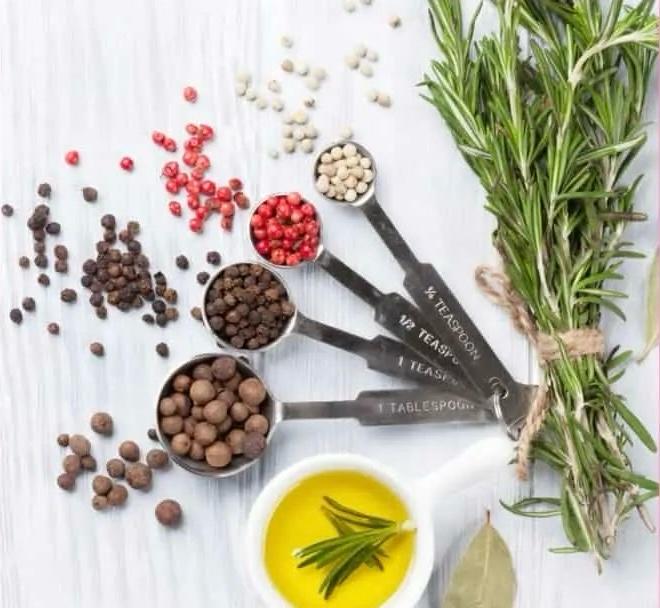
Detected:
[{"left": 414, "top": 435, "right": 513, "bottom": 504}]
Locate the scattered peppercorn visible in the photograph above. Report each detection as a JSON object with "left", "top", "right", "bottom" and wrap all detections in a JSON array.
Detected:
[
  {"left": 90, "top": 412, "right": 114, "bottom": 436},
  {"left": 155, "top": 499, "right": 182, "bottom": 527},
  {"left": 119, "top": 156, "right": 134, "bottom": 171},
  {"left": 9, "top": 308, "right": 23, "bottom": 324},
  {"left": 206, "top": 251, "right": 221, "bottom": 266},
  {"left": 57, "top": 433, "right": 70, "bottom": 447},
  {"left": 21, "top": 297, "right": 36, "bottom": 312},
  {"left": 47, "top": 322, "right": 60, "bottom": 335},
  {"left": 196, "top": 271, "right": 210, "bottom": 285},
  {"left": 118, "top": 440, "right": 140, "bottom": 462},
  {"left": 37, "top": 183, "right": 52, "bottom": 198},
  {"left": 90, "top": 342, "right": 105, "bottom": 357},
  {"left": 106, "top": 458, "right": 125, "bottom": 479},
  {"left": 34, "top": 254, "right": 48, "bottom": 268},
  {"left": 82, "top": 187, "right": 98, "bottom": 202},
  {"left": 107, "top": 484, "right": 128, "bottom": 506},
  {"left": 156, "top": 342, "right": 170, "bottom": 358},
  {"left": 54, "top": 245, "right": 68, "bottom": 260},
  {"left": 175, "top": 255, "right": 189, "bottom": 270},
  {"left": 126, "top": 463, "right": 152, "bottom": 490},
  {"left": 60, "top": 288, "right": 77, "bottom": 303},
  {"left": 142, "top": 313, "right": 155, "bottom": 325},
  {"left": 63, "top": 454, "right": 82, "bottom": 474},
  {"left": 190, "top": 306, "right": 202, "bottom": 321},
  {"left": 57, "top": 473, "right": 76, "bottom": 491},
  {"left": 18, "top": 256, "right": 30, "bottom": 269},
  {"left": 65, "top": 150, "right": 80, "bottom": 165},
  {"left": 38, "top": 273, "right": 50, "bottom": 287},
  {"left": 92, "top": 495, "right": 108, "bottom": 511},
  {"left": 69, "top": 434, "right": 91, "bottom": 456},
  {"left": 92, "top": 475, "right": 113, "bottom": 496},
  {"left": 45, "top": 222, "right": 61, "bottom": 235},
  {"left": 1, "top": 204, "right": 14, "bottom": 217}
]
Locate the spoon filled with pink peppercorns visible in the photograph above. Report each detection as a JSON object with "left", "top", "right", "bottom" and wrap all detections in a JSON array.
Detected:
[
  {"left": 156, "top": 354, "right": 498, "bottom": 480},
  {"left": 248, "top": 194, "right": 473, "bottom": 392}
]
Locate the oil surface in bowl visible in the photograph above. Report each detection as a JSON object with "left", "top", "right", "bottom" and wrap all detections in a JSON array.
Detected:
[{"left": 264, "top": 470, "right": 414, "bottom": 608}]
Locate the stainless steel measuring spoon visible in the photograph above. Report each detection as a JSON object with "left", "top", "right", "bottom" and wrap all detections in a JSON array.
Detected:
[
  {"left": 156, "top": 354, "right": 503, "bottom": 479},
  {"left": 248, "top": 194, "right": 472, "bottom": 390},
  {"left": 313, "top": 142, "right": 532, "bottom": 437},
  {"left": 201, "top": 261, "right": 464, "bottom": 389}
]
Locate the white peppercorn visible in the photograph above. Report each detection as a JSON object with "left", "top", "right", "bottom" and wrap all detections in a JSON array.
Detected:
[
  {"left": 304, "top": 76, "right": 320, "bottom": 91},
  {"left": 245, "top": 88, "right": 257, "bottom": 101},
  {"left": 282, "top": 139, "right": 296, "bottom": 154},
  {"left": 255, "top": 97, "right": 268, "bottom": 110},
  {"left": 388, "top": 14, "right": 402, "bottom": 28},
  {"left": 280, "top": 35, "right": 293, "bottom": 48},
  {"left": 345, "top": 54, "right": 360, "bottom": 70},
  {"left": 367, "top": 89, "right": 379, "bottom": 102},
  {"left": 267, "top": 80, "right": 281, "bottom": 93},
  {"left": 301, "top": 139, "right": 314, "bottom": 154},
  {"left": 359, "top": 63, "right": 373, "bottom": 77},
  {"left": 271, "top": 98, "right": 285, "bottom": 112},
  {"left": 312, "top": 67, "right": 327, "bottom": 81},
  {"left": 235, "top": 82, "right": 247, "bottom": 97},
  {"left": 281, "top": 58, "right": 294, "bottom": 72},
  {"left": 343, "top": 0, "right": 356, "bottom": 12},
  {"left": 376, "top": 92, "right": 392, "bottom": 107},
  {"left": 354, "top": 44, "right": 367, "bottom": 58},
  {"left": 294, "top": 61, "right": 309, "bottom": 76},
  {"left": 366, "top": 49, "right": 379, "bottom": 62}
]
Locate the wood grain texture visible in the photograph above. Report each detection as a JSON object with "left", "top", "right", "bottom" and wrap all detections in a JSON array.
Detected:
[{"left": 0, "top": 1, "right": 657, "bottom": 607}]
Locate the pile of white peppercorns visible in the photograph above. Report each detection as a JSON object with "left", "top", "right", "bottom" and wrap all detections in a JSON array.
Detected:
[{"left": 315, "top": 143, "right": 374, "bottom": 202}]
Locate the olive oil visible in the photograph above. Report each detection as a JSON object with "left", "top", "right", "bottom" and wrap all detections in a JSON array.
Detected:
[{"left": 264, "top": 470, "right": 414, "bottom": 608}]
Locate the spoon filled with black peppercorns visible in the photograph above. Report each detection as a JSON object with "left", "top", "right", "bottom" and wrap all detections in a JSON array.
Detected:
[
  {"left": 156, "top": 354, "right": 506, "bottom": 480},
  {"left": 202, "top": 262, "right": 464, "bottom": 389}
]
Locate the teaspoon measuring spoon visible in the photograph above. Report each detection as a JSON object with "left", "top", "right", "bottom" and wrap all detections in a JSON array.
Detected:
[
  {"left": 313, "top": 142, "right": 531, "bottom": 437},
  {"left": 156, "top": 354, "right": 500, "bottom": 479},
  {"left": 202, "top": 262, "right": 464, "bottom": 389},
  {"left": 248, "top": 195, "right": 470, "bottom": 390}
]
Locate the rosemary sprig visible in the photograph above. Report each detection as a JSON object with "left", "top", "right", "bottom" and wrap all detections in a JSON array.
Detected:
[
  {"left": 422, "top": 0, "right": 659, "bottom": 570},
  {"left": 293, "top": 496, "right": 414, "bottom": 600}
]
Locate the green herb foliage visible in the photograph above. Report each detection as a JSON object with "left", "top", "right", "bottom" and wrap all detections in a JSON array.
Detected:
[
  {"left": 294, "top": 496, "right": 413, "bottom": 600},
  {"left": 422, "top": 0, "right": 658, "bottom": 570}
]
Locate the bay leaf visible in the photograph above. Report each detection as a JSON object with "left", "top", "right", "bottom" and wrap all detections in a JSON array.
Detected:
[
  {"left": 637, "top": 247, "right": 659, "bottom": 363},
  {"left": 441, "top": 513, "right": 516, "bottom": 608}
]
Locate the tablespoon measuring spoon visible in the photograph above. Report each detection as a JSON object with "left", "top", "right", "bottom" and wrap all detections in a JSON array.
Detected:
[
  {"left": 248, "top": 195, "right": 471, "bottom": 389},
  {"left": 202, "top": 262, "right": 464, "bottom": 389},
  {"left": 156, "top": 354, "right": 503, "bottom": 480},
  {"left": 313, "top": 142, "right": 531, "bottom": 437}
]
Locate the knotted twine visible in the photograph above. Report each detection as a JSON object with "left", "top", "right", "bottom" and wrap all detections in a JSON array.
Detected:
[{"left": 474, "top": 266, "right": 605, "bottom": 480}]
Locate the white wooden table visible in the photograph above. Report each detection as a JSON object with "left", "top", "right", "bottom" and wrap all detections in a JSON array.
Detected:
[{"left": 0, "top": 1, "right": 657, "bottom": 606}]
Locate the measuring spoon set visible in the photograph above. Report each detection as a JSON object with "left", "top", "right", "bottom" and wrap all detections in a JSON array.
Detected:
[{"left": 159, "top": 141, "right": 535, "bottom": 479}]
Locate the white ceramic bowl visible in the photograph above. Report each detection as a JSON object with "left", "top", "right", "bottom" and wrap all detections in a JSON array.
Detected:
[{"left": 246, "top": 435, "right": 512, "bottom": 607}]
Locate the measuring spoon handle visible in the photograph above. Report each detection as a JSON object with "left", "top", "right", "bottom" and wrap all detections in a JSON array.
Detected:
[
  {"left": 281, "top": 388, "right": 495, "bottom": 426},
  {"left": 293, "top": 313, "right": 465, "bottom": 389},
  {"left": 315, "top": 248, "right": 471, "bottom": 386}
]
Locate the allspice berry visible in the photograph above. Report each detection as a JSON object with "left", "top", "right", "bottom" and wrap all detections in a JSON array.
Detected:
[
  {"left": 193, "top": 422, "right": 218, "bottom": 447},
  {"left": 118, "top": 440, "right": 140, "bottom": 462},
  {"left": 92, "top": 475, "right": 113, "bottom": 496},
  {"left": 171, "top": 393, "right": 191, "bottom": 417},
  {"left": 90, "top": 412, "right": 114, "bottom": 436},
  {"left": 244, "top": 414, "right": 269, "bottom": 435},
  {"left": 238, "top": 377, "right": 267, "bottom": 407},
  {"left": 189, "top": 441, "right": 205, "bottom": 461},
  {"left": 172, "top": 374, "right": 192, "bottom": 393},
  {"left": 107, "top": 484, "right": 128, "bottom": 507},
  {"left": 126, "top": 463, "right": 152, "bottom": 490},
  {"left": 189, "top": 379, "right": 216, "bottom": 405},
  {"left": 243, "top": 432, "right": 267, "bottom": 459},
  {"left": 230, "top": 402, "right": 249, "bottom": 423},
  {"left": 159, "top": 397, "right": 177, "bottom": 416},
  {"left": 81, "top": 455, "right": 97, "bottom": 471},
  {"left": 192, "top": 364, "right": 214, "bottom": 381},
  {"left": 205, "top": 441, "right": 232, "bottom": 468},
  {"left": 57, "top": 472, "right": 76, "bottom": 491},
  {"left": 63, "top": 454, "right": 82, "bottom": 475},
  {"left": 203, "top": 400, "right": 228, "bottom": 424},
  {"left": 69, "top": 434, "right": 91, "bottom": 457},
  {"left": 160, "top": 415, "right": 184, "bottom": 436},
  {"left": 171, "top": 433, "right": 192, "bottom": 456},
  {"left": 155, "top": 499, "right": 182, "bottom": 527},
  {"left": 57, "top": 433, "right": 70, "bottom": 447},
  {"left": 106, "top": 458, "right": 125, "bottom": 478},
  {"left": 226, "top": 429, "right": 246, "bottom": 455},
  {"left": 92, "top": 495, "right": 109, "bottom": 511},
  {"left": 146, "top": 449, "right": 169, "bottom": 469},
  {"left": 211, "top": 356, "right": 236, "bottom": 381}
]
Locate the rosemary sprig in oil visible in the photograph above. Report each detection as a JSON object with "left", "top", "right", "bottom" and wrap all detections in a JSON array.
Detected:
[{"left": 293, "top": 496, "right": 414, "bottom": 600}]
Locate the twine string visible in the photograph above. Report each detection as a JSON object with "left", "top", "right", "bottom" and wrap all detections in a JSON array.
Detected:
[{"left": 475, "top": 265, "right": 604, "bottom": 480}]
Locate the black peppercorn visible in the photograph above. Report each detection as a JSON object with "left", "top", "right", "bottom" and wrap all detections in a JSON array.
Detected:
[
  {"left": 96, "top": 305, "right": 108, "bottom": 320},
  {"left": 21, "top": 297, "right": 36, "bottom": 312},
  {"left": 90, "top": 342, "right": 105, "bottom": 357},
  {"left": 37, "top": 273, "right": 50, "bottom": 287},
  {"left": 101, "top": 214, "right": 116, "bottom": 230},
  {"left": 142, "top": 313, "right": 155, "bottom": 325},
  {"left": 18, "top": 256, "right": 30, "bottom": 269},
  {"left": 152, "top": 299, "right": 166, "bottom": 314},
  {"left": 9, "top": 308, "right": 23, "bottom": 324},
  {"left": 1, "top": 204, "right": 14, "bottom": 217},
  {"left": 37, "top": 183, "right": 52, "bottom": 198},
  {"left": 190, "top": 306, "right": 202, "bottom": 321},
  {"left": 34, "top": 254, "right": 48, "bottom": 268},
  {"left": 197, "top": 272, "right": 210, "bottom": 285},
  {"left": 60, "top": 288, "right": 77, "bottom": 303},
  {"left": 175, "top": 255, "right": 189, "bottom": 270},
  {"left": 206, "top": 251, "right": 222, "bottom": 266},
  {"left": 45, "top": 222, "right": 61, "bottom": 235},
  {"left": 47, "top": 322, "right": 60, "bottom": 335},
  {"left": 54, "top": 260, "right": 68, "bottom": 273},
  {"left": 54, "top": 245, "right": 68, "bottom": 260},
  {"left": 156, "top": 342, "right": 170, "bottom": 358},
  {"left": 82, "top": 187, "right": 98, "bottom": 202}
]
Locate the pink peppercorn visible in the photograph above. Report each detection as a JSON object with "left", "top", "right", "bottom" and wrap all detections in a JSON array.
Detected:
[
  {"left": 183, "top": 86, "right": 198, "bottom": 103},
  {"left": 119, "top": 156, "right": 134, "bottom": 171},
  {"left": 168, "top": 201, "right": 182, "bottom": 216},
  {"left": 65, "top": 150, "right": 79, "bottom": 165}
]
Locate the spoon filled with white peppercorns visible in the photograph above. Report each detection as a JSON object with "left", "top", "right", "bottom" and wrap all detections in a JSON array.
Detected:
[
  {"left": 313, "top": 141, "right": 533, "bottom": 439},
  {"left": 202, "top": 262, "right": 465, "bottom": 389},
  {"left": 248, "top": 193, "right": 476, "bottom": 390},
  {"left": 156, "top": 354, "right": 504, "bottom": 480}
]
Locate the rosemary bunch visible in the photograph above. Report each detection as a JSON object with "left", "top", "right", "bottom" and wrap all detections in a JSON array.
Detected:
[
  {"left": 294, "top": 496, "right": 414, "bottom": 599},
  {"left": 422, "top": 0, "right": 658, "bottom": 569}
]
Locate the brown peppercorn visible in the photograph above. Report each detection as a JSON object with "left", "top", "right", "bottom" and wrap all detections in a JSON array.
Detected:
[
  {"left": 92, "top": 495, "right": 109, "bottom": 511},
  {"left": 106, "top": 458, "right": 125, "bottom": 478},
  {"left": 107, "top": 484, "right": 128, "bottom": 507},
  {"left": 90, "top": 412, "right": 113, "bottom": 436},
  {"left": 189, "top": 441, "right": 205, "bottom": 461},
  {"left": 160, "top": 415, "right": 184, "bottom": 436},
  {"left": 170, "top": 433, "right": 191, "bottom": 456},
  {"left": 63, "top": 454, "right": 82, "bottom": 475},
  {"left": 243, "top": 432, "right": 267, "bottom": 459},
  {"left": 230, "top": 402, "right": 249, "bottom": 423},
  {"left": 146, "top": 449, "right": 169, "bottom": 469},
  {"left": 118, "top": 440, "right": 140, "bottom": 462},
  {"left": 189, "top": 379, "right": 216, "bottom": 405},
  {"left": 82, "top": 187, "right": 98, "bottom": 202},
  {"left": 203, "top": 400, "right": 228, "bottom": 424},
  {"left": 205, "top": 441, "right": 232, "bottom": 468},
  {"left": 57, "top": 433, "right": 70, "bottom": 447},
  {"left": 244, "top": 414, "right": 270, "bottom": 435},
  {"left": 190, "top": 306, "right": 203, "bottom": 321},
  {"left": 69, "top": 434, "right": 91, "bottom": 457},
  {"left": 57, "top": 472, "right": 76, "bottom": 491},
  {"left": 225, "top": 429, "right": 246, "bottom": 455},
  {"left": 172, "top": 374, "right": 192, "bottom": 393},
  {"left": 193, "top": 422, "right": 218, "bottom": 447},
  {"left": 125, "top": 463, "right": 152, "bottom": 490},
  {"left": 155, "top": 499, "right": 182, "bottom": 527},
  {"left": 92, "top": 475, "right": 113, "bottom": 496},
  {"left": 90, "top": 342, "right": 105, "bottom": 357},
  {"left": 211, "top": 356, "right": 237, "bottom": 381},
  {"left": 81, "top": 455, "right": 97, "bottom": 471},
  {"left": 238, "top": 378, "right": 267, "bottom": 408}
]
